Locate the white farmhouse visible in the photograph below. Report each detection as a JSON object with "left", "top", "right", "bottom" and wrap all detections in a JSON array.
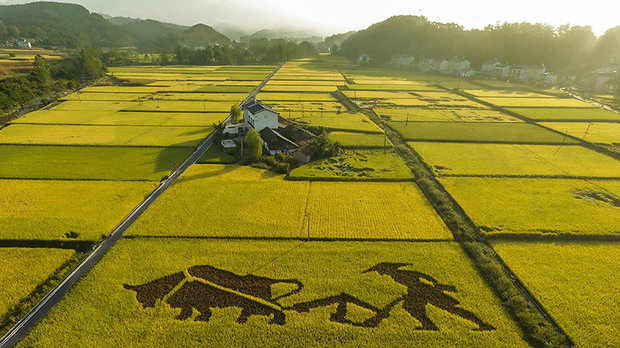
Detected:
[
  {"left": 242, "top": 100, "right": 316, "bottom": 158},
  {"left": 15, "top": 39, "right": 31, "bottom": 49},
  {"left": 244, "top": 101, "right": 279, "bottom": 132}
]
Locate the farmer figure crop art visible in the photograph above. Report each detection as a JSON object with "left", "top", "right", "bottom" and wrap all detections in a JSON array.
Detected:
[{"left": 363, "top": 262, "right": 495, "bottom": 331}]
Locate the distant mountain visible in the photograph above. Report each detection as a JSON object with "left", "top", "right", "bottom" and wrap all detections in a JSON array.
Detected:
[
  {"left": 177, "top": 24, "right": 230, "bottom": 48},
  {"left": 213, "top": 23, "right": 248, "bottom": 42},
  {"left": 318, "top": 31, "right": 357, "bottom": 52},
  {"left": 120, "top": 19, "right": 188, "bottom": 50},
  {"left": 106, "top": 16, "right": 144, "bottom": 26},
  {"left": 0, "top": 2, "right": 135, "bottom": 48},
  {"left": 246, "top": 28, "right": 323, "bottom": 44}
]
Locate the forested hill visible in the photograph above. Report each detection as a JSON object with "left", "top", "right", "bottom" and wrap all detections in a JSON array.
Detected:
[
  {"left": 339, "top": 15, "right": 620, "bottom": 72},
  {"left": 0, "top": 2, "right": 135, "bottom": 48},
  {"left": 0, "top": 2, "right": 231, "bottom": 50}
]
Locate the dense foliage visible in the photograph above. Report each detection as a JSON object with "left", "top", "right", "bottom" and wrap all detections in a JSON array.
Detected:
[
  {"left": 0, "top": 49, "right": 106, "bottom": 118},
  {"left": 339, "top": 15, "right": 620, "bottom": 72},
  {"left": 0, "top": 2, "right": 135, "bottom": 48}
]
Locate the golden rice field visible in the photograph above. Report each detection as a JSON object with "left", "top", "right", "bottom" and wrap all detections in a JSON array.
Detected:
[
  {"left": 329, "top": 131, "right": 392, "bottom": 148},
  {"left": 410, "top": 142, "right": 620, "bottom": 178},
  {"left": 0, "top": 145, "right": 192, "bottom": 181},
  {"left": 493, "top": 241, "right": 620, "bottom": 347},
  {"left": 464, "top": 90, "right": 557, "bottom": 98},
  {"left": 127, "top": 165, "right": 450, "bottom": 240},
  {"left": 0, "top": 179, "right": 156, "bottom": 240},
  {"left": 0, "top": 124, "right": 214, "bottom": 147},
  {"left": 539, "top": 122, "right": 620, "bottom": 145},
  {"left": 375, "top": 108, "right": 521, "bottom": 122},
  {"left": 11, "top": 110, "right": 227, "bottom": 127},
  {"left": 391, "top": 122, "right": 571, "bottom": 143},
  {"left": 439, "top": 177, "right": 620, "bottom": 236},
  {"left": 480, "top": 97, "right": 594, "bottom": 108},
  {"left": 506, "top": 107, "right": 620, "bottom": 121},
  {"left": 0, "top": 248, "right": 75, "bottom": 320},
  {"left": 304, "top": 182, "right": 451, "bottom": 239},
  {"left": 126, "top": 165, "right": 310, "bottom": 239},
  {"left": 290, "top": 112, "right": 383, "bottom": 133},
  {"left": 18, "top": 239, "right": 526, "bottom": 347}
]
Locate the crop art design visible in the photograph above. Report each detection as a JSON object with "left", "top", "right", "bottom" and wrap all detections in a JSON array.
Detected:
[{"left": 124, "top": 263, "right": 495, "bottom": 331}]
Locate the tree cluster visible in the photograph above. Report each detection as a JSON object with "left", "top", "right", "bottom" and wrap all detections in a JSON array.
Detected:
[
  {"left": 103, "top": 39, "right": 318, "bottom": 66},
  {"left": 0, "top": 49, "right": 106, "bottom": 117}
]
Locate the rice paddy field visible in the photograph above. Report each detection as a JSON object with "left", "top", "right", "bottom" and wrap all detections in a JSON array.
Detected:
[
  {"left": 291, "top": 112, "right": 383, "bottom": 133},
  {"left": 329, "top": 131, "right": 392, "bottom": 149},
  {"left": 0, "top": 124, "right": 214, "bottom": 147},
  {"left": 390, "top": 122, "right": 572, "bottom": 143},
  {"left": 289, "top": 150, "right": 414, "bottom": 181},
  {"left": 480, "top": 97, "right": 594, "bottom": 108},
  {"left": 0, "top": 145, "right": 192, "bottom": 181},
  {"left": 18, "top": 239, "right": 529, "bottom": 347},
  {"left": 493, "top": 242, "right": 620, "bottom": 347},
  {"left": 0, "top": 179, "right": 156, "bottom": 240},
  {"left": 409, "top": 142, "right": 620, "bottom": 178},
  {"left": 0, "top": 248, "right": 75, "bottom": 320},
  {"left": 439, "top": 177, "right": 620, "bottom": 236},
  {"left": 375, "top": 108, "right": 521, "bottom": 122},
  {"left": 506, "top": 107, "right": 620, "bottom": 121},
  {"left": 12, "top": 110, "right": 227, "bottom": 127},
  {"left": 127, "top": 164, "right": 450, "bottom": 240},
  {"left": 539, "top": 122, "right": 620, "bottom": 145}
]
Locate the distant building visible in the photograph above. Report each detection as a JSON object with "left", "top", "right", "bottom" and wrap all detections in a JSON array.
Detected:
[
  {"left": 358, "top": 54, "right": 370, "bottom": 65},
  {"left": 509, "top": 65, "right": 545, "bottom": 83},
  {"left": 418, "top": 58, "right": 439, "bottom": 72},
  {"left": 15, "top": 39, "right": 31, "bottom": 49},
  {"left": 389, "top": 55, "right": 415, "bottom": 69},
  {"left": 438, "top": 59, "right": 450, "bottom": 73},
  {"left": 448, "top": 58, "right": 470, "bottom": 73}
]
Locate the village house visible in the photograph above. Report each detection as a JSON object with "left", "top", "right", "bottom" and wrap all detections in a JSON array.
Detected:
[
  {"left": 235, "top": 100, "right": 315, "bottom": 159},
  {"left": 15, "top": 39, "right": 31, "bottom": 49},
  {"left": 508, "top": 65, "right": 546, "bottom": 83},
  {"left": 389, "top": 55, "right": 415, "bottom": 70},
  {"left": 418, "top": 58, "right": 438, "bottom": 72}
]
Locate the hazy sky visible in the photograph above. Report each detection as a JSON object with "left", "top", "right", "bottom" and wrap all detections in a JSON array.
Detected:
[{"left": 1, "top": 0, "right": 618, "bottom": 36}]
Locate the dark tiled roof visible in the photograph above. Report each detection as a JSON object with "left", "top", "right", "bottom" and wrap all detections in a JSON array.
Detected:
[
  {"left": 246, "top": 100, "right": 279, "bottom": 115},
  {"left": 259, "top": 128, "right": 299, "bottom": 151}
]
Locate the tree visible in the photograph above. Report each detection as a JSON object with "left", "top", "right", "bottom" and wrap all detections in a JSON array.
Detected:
[
  {"left": 31, "top": 55, "right": 52, "bottom": 89},
  {"left": 230, "top": 104, "right": 242, "bottom": 123},
  {"left": 79, "top": 48, "right": 106, "bottom": 79},
  {"left": 245, "top": 128, "right": 262, "bottom": 160}
]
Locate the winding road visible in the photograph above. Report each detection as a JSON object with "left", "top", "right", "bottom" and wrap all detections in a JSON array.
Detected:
[{"left": 0, "top": 63, "right": 283, "bottom": 347}]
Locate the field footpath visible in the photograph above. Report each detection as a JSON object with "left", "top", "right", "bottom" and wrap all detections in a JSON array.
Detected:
[
  {"left": 0, "top": 63, "right": 285, "bottom": 348},
  {"left": 334, "top": 89, "right": 574, "bottom": 347}
]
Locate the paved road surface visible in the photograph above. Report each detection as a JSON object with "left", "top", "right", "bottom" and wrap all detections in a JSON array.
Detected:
[{"left": 0, "top": 63, "right": 283, "bottom": 347}]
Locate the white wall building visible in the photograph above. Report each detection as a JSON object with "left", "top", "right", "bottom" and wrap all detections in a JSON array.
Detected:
[
  {"left": 243, "top": 101, "right": 279, "bottom": 132},
  {"left": 389, "top": 55, "right": 415, "bottom": 69},
  {"left": 418, "top": 58, "right": 438, "bottom": 72},
  {"left": 16, "top": 39, "right": 31, "bottom": 49}
]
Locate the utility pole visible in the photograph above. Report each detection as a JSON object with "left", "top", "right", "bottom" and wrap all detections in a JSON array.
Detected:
[{"left": 406, "top": 112, "right": 409, "bottom": 126}]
